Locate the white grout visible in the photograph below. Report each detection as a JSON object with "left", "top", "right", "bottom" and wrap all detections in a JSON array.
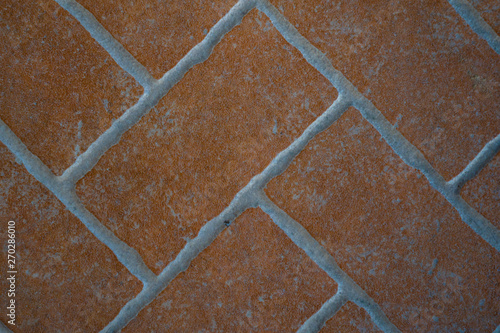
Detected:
[
  {"left": 60, "top": 0, "right": 257, "bottom": 186},
  {"left": 0, "top": 119, "right": 156, "bottom": 285},
  {"left": 449, "top": 133, "right": 500, "bottom": 192},
  {"left": 257, "top": 192, "right": 401, "bottom": 333},
  {"left": 447, "top": 0, "right": 500, "bottom": 55},
  {"left": 0, "top": 0, "right": 498, "bottom": 331},
  {"left": 53, "top": 0, "right": 157, "bottom": 89},
  {"left": 296, "top": 291, "right": 347, "bottom": 333}
]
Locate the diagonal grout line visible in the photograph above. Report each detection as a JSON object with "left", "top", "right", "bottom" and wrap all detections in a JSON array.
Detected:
[
  {"left": 0, "top": 119, "right": 156, "bottom": 285},
  {"left": 101, "top": 96, "right": 350, "bottom": 331},
  {"left": 447, "top": 0, "right": 500, "bottom": 55},
  {"left": 449, "top": 133, "right": 500, "bottom": 192},
  {"left": 60, "top": 0, "right": 257, "bottom": 186},
  {"left": 297, "top": 290, "right": 348, "bottom": 333},
  {"left": 4, "top": 0, "right": 497, "bottom": 331},
  {"left": 255, "top": 0, "right": 500, "bottom": 252},
  {"left": 0, "top": 119, "right": 60, "bottom": 193},
  {"left": 353, "top": 96, "right": 500, "bottom": 251},
  {"left": 100, "top": 178, "right": 259, "bottom": 332},
  {"left": 246, "top": 95, "right": 351, "bottom": 188},
  {"left": 52, "top": 0, "right": 157, "bottom": 89},
  {"left": 257, "top": 192, "right": 401, "bottom": 333},
  {"left": 96, "top": 1, "right": 499, "bottom": 331}
]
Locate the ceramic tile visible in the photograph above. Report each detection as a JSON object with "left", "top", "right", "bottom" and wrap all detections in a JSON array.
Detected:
[
  {"left": 0, "top": 0, "right": 142, "bottom": 175},
  {"left": 0, "top": 146, "right": 142, "bottom": 332},
  {"left": 76, "top": 9, "right": 335, "bottom": 275},
  {"left": 265, "top": 109, "right": 500, "bottom": 331},
  {"left": 123, "top": 209, "right": 337, "bottom": 332},
  {"left": 269, "top": 0, "right": 500, "bottom": 180},
  {"left": 1, "top": 0, "right": 498, "bottom": 332}
]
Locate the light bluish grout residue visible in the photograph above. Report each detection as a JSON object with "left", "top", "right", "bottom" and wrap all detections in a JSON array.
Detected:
[
  {"left": 447, "top": 0, "right": 500, "bottom": 55},
  {"left": 449, "top": 133, "right": 500, "bottom": 192},
  {"left": 296, "top": 291, "right": 347, "bottom": 333},
  {"left": 0, "top": 0, "right": 498, "bottom": 331},
  {"left": 257, "top": 192, "right": 401, "bottom": 333},
  {"left": 60, "top": 0, "right": 256, "bottom": 186},
  {"left": 0, "top": 119, "right": 61, "bottom": 192},
  {"left": 53, "top": 0, "right": 156, "bottom": 89},
  {"left": 0, "top": 118, "right": 156, "bottom": 285},
  {"left": 256, "top": 0, "right": 500, "bottom": 251}
]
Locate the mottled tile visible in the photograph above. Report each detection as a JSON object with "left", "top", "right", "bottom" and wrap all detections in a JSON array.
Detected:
[
  {"left": 76, "top": 9, "right": 335, "bottom": 275},
  {"left": 0, "top": 146, "right": 142, "bottom": 332},
  {"left": 0, "top": 0, "right": 142, "bottom": 176},
  {"left": 269, "top": 0, "right": 500, "bottom": 181},
  {"left": 265, "top": 109, "right": 500, "bottom": 331},
  {"left": 321, "top": 301, "right": 378, "bottom": 333},
  {"left": 76, "top": 0, "right": 240, "bottom": 78},
  {"left": 461, "top": 154, "right": 500, "bottom": 227},
  {"left": 123, "top": 208, "right": 337, "bottom": 332}
]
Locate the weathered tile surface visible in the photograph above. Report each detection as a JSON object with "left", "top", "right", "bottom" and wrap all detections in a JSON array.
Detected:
[
  {"left": 1, "top": 0, "right": 498, "bottom": 332},
  {"left": 0, "top": 147, "right": 142, "bottom": 332},
  {"left": 76, "top": 9, "right": 335, "bottom": 275}
]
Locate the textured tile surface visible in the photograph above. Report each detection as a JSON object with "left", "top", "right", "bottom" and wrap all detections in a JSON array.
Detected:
[{"left": 1, "top": 0, "right": 499, "bottom": 332}]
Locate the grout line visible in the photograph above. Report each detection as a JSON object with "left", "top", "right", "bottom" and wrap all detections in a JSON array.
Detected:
[
  {"left": 100, "top": 94, "right": 349, "bottom": 331},
  {"left": 53, "top": 0, "right": 157, "bottom": 89},
  {"left": 449, "top": 133, "right": 500, "bottom": 192},
  {"left": 0, "top": 119, "right": 61, "bottom": 193},
  {"left": 447, "top": 0, "right": 500, "bottom": 55},
  {"left": 353, "top": 95, "right": 500, "bottom": 253},
  {"left": 0, "top": 319, "right": 14, "bottom": 333},
  {"left": 100, "top": 181, "right": 258, "bottom": 332},
  {"left": 257, "top": 192, "right": 401, "bottom": 333},
  {"left": 255, "top": 0, "right": 351, "bottom": 95},
  {"left": 1, "top": 0, "right": 497, "bottom": 331},
  {"left": 247, "top": 96, "right": 351, "bottom": 189},
  {"left": 255, "top": 0, "right": 500, "bottom": 252},
  {"left": 60, "top": 0, "right": 257, "bottom": 186},
  {"left": 100, "top": 95, "right": 350, "bottom": 331},
  {"left": 0, "top": 119, "right": 156, "bottom": 285},
  {"left": 59, "top": 190, "right": 157, "bottom": 284},
  {"left": 296, "top": 290, "right": 348, "bottom": 333}
]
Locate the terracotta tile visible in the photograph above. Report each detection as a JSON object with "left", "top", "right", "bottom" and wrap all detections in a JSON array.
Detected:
[
  {"left": 0, "top": 0, "right": 142, "bottom": 176},
  {"left": 123, "top": 209, "right": 337, "bottom": 332},
  {"left": 265, "top": 109, "right": 500, "bottom": 331},
  {"left": 76, "top": 0, "right": 240, "bottom": 79},
  {"left": 321, "top": 301, "right": 377, "bottom": 333},
  {"left": 269, "top": 0, "right": 500, "bottom": 180},
  {"left": 0, "top": 146, "right": 142, "bottom": 332},
  {"left": 471, "top": 0, "right": 500, "bottom": 32},
  {"left": 462, "top": 154, "right": 500, "bottom": 227},
  {"left": 76, "top": 9, "right": 335, "bottom": 275},
  {"left": 1, "top": 0, "right": 499, "bottom": 332}
]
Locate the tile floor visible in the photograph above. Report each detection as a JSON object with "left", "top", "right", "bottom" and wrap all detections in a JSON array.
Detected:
[{"left": 0, "top": 0, "right": 499, "bottom": 332}]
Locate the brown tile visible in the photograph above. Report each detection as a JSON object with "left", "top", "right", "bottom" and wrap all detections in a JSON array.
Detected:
[
  {"left": 472, "top": 0, "right": 500, "bottom": 32},
  {"left": 0, "top": 146, "right": 142, "bottom": 332},
  {"left": 461, "top": 154, "right": 500, "bottom": 227},
  {"left": 265, "top": 109, "right": 500, "bottom": 331},
  {"left": 76, "top": 9, "right": 336, "bottom": 275},
  {"left": 0, "top": 0, "right": 142, "bottom": 175},
  {"left": 269, "top": 0, "right": 500, "bottom": 181},
  {"left": 321, "top": 301, "right": 378, "bottom": 333},
  {"left": 123, "top": 208, "right": 337, "bottom": 332},
  {"left": 76, "top": 0, "right": 240, "bottom": 79},
  {"left": 1, "top": 0, "right": 499, "bottom": 331}
]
